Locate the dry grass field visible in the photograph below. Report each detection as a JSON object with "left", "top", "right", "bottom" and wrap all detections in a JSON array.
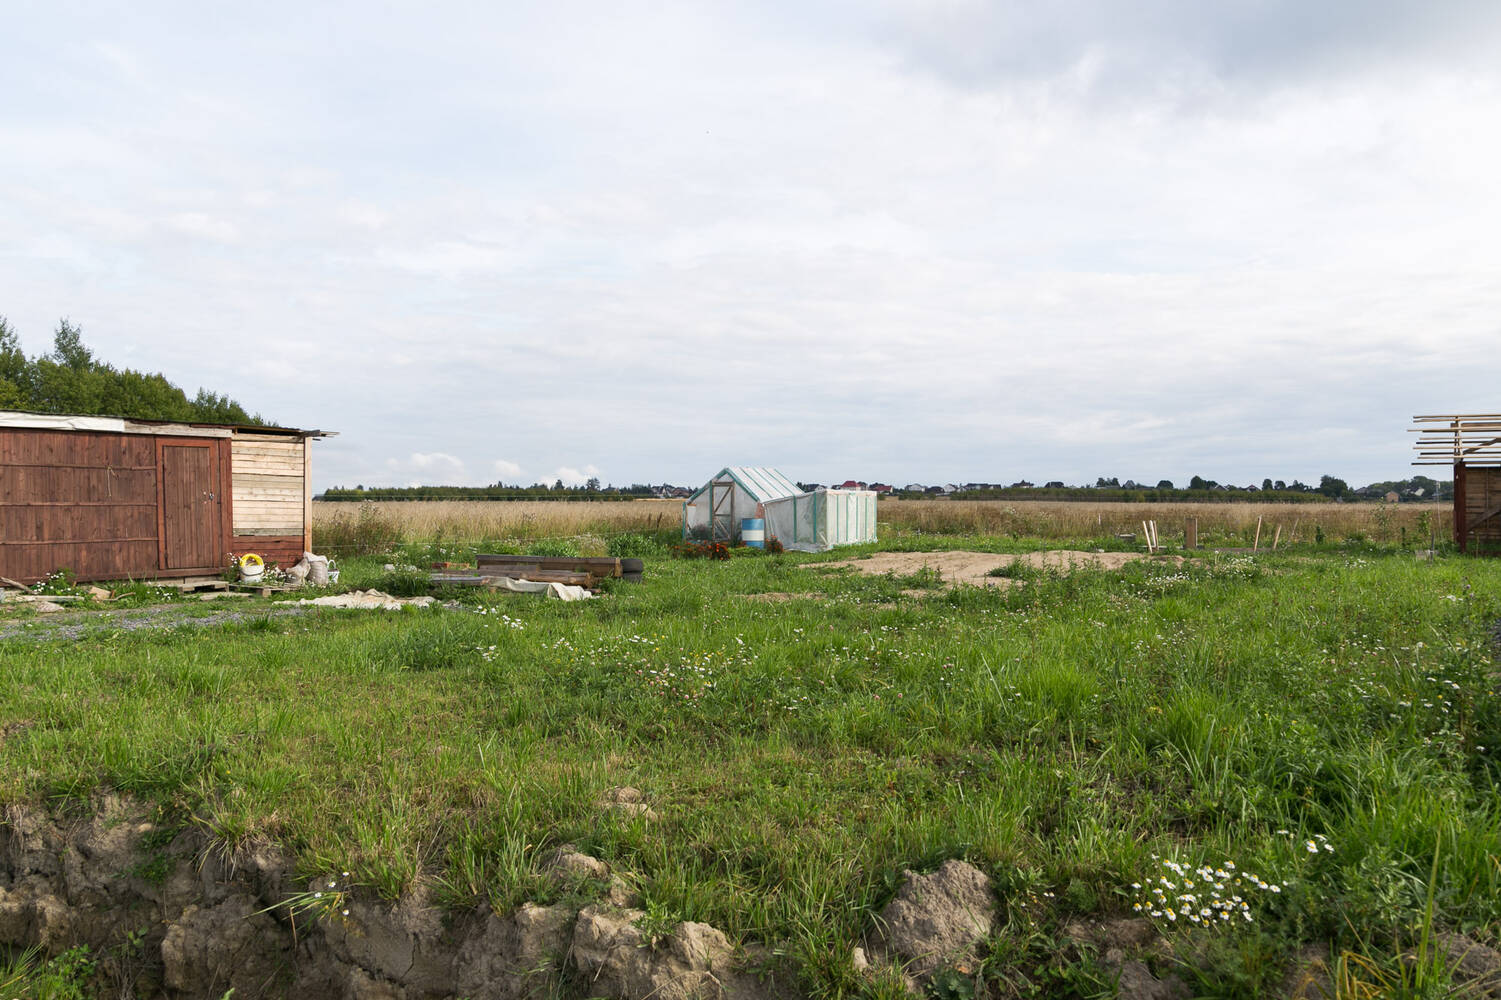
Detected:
[
  {"left": 312, "top": 499, "right": 684, "bottom": 554},
  {"left": 878, "top": 497, "right": 1453, "bottom": 548},
  {"left": 313, "top": 497, "right": 1453, "bottom": 553}
]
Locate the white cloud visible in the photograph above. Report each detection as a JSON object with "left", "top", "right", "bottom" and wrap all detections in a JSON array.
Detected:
[
  {"left": 165, "top": 213, "right": 239, "bottom": 243},
  {"left": 492, "top": 459, "right": 524, "bottom": 480},
  {"left": 379, "top": 452, "right": 470, "bottom": 486},
  {"left": 551, "top": 465, "right": 602, "bottom": 487}
]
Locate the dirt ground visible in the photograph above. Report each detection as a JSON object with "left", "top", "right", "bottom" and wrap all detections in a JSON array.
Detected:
[{"left": 804, "top": 549, "right": 1183, "bottom": 588}]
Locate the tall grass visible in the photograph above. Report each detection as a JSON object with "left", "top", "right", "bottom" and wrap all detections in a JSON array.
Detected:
[
  {"left": 315, "top": 498, "right": 1454, "bottom": 553},
  {"left": 313, "top": 499, "right": 683, "bottom": 554},
  {"left": 879, "top": 498, "right": 1451, "bottom": 547}
]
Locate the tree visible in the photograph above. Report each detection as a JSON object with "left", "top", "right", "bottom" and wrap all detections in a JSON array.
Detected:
[
  {"left": 1189, "top": 475, "right": 1207, "bottom": 490},
  {"left": 0, "top": 316, "right": 27, "bottom": 408},
  {"left": 1274, "top": 480, "right": 1287, "bottom": 491},
  {"left": 1156, "top": 480, "right": 1174, "bottom": 490},
  {"left": 49, "top": 319, "right": 93, "bottom": 370},
  {"left": 1262, "top": 478, "right": 1274, "bottom": 492},
  {"left": 1318, "top": 475, "right": 1348, "bottom": 499},
  {"left": 0, "top": 318, "right": 265, "bottom": 423},
  {"left": 585, "top": 476, "right": 601, "bottom": 492}
]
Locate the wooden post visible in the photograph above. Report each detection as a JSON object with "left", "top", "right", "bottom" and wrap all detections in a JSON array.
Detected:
[
  {"left": 1142, "top": 520, "right": 1151, "bottom": 553},
  {"left": 1455, "top": 462, "right": 1467, "bottom": 553},
  {"left": 1185, "top": 517, "right": 1197, "bottom": 549},
  {"left": 1253, "top": 516, "right": 1263, "bottom": 551},
  {"left": 1273, "top": 525, "right": 1282, "bottom": 550}
]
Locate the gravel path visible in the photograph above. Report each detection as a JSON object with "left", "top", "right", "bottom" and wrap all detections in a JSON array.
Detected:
[{"left": 0, "top": 602, "right": 316, "bottom": 643}]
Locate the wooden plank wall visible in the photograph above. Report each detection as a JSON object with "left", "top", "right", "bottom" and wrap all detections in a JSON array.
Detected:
[
  {"left": 0, "top": 429, "right": 161, "bottom": 582},
  {"left": 1460, "top": 465, "right": 1501, "bottom": 553},
  {"left": 231, "top": 435, "right": 308, "bottom": 566}
]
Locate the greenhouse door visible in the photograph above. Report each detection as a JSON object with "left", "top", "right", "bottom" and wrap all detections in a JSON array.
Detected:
[{"left": 711, "top": 481, "right": 734, "bottom": 542}]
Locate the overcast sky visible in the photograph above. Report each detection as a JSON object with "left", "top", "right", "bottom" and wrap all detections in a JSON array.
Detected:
[{"left": 3, "top": 1, "right": 1499, "bottom": 490}]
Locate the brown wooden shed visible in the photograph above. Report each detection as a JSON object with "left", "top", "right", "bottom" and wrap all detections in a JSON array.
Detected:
[
  {"left": 0, "top": 410, "right": 334, "bottom": 584},
  {"left": 1412, "top": 413, "right": 1501, "bottom": 555}
]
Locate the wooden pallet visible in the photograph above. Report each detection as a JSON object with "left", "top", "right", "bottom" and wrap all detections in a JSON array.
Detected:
[
  {"left": 432, "top": 570, "right": 596, "bottom": 588},
  {"left": 159, "top": 577, "right": 230, "bottom": 593}
]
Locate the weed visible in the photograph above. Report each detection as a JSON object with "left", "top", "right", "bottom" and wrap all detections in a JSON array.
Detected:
[{"left": 0, "top": 944, "right": 97, "bottom": 1000}]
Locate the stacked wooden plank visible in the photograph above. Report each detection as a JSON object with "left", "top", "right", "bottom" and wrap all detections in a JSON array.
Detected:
[{"left": 431, "top": 554, "right": 644, "bottom": 592}]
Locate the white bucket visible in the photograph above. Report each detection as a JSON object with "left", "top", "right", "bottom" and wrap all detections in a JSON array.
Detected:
[{"left": 238, "top": 553, "right": 265, "bottom": 583}]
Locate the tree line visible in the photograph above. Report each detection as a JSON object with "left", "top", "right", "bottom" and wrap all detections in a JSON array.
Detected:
[
  {"left": 320, "top": 482, "right": 661, "bottom": 501},
  {"left": 0, "top": 317, "right": 263, "bottom": 425}
]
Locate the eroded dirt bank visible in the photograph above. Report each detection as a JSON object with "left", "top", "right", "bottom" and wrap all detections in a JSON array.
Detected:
[{"left": 0, "top": 794, "right": 795, "bottom": 1000}]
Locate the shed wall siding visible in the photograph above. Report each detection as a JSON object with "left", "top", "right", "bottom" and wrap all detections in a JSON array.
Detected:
[
  {"left": 1460, "top": 466, "right": 1501, "bottom": 552},
  {"left": 231, "top": 437, "right": 306, "bottom": 537},
  {"left": 0, "top": 429, "right": 165, "bottom": 581}
]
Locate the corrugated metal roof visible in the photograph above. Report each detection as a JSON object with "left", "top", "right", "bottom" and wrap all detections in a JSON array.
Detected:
[
  {"left": 0, "top": 409, "right": 334, "bottom": 439},
  {"left": 725, "top": 467, "right": 801, "bottom": 501},
  {"left": 688, "top": 467, "right": 802, "bottom": 503}
]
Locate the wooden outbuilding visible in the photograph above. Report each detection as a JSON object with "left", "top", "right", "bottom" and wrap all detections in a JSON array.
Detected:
[
  {"left": 0, "top": 410, "right": 334, "bottom": 584},
  {"left": 1412, "top": 413, "right": 1501, "bottom": 555}
]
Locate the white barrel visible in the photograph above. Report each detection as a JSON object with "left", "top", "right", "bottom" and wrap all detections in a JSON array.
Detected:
[{"left": 741, "top": 517, "right": 765, "bottom": 547}]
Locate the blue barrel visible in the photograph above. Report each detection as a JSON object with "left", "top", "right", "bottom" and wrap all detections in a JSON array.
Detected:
[{"left": 741, "top": 517, "right": 765, "bottom": 548}]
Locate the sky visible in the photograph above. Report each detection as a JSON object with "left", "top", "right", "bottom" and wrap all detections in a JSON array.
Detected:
[{"left": 3, "top": 0, "right": 1499, "bottom": 491}]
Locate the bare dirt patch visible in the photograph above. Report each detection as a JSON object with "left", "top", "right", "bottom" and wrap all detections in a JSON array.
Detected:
[{"left": 805, "top": 550, "right": 1183, "bottom": 588}]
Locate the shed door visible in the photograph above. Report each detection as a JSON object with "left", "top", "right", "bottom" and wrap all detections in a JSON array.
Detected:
[{"left": 159, "top": 442, "right": 221, "bottom": 570}]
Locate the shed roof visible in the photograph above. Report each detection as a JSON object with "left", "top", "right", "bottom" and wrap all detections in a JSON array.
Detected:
[
  {"left": 689, "top": 467, "right": 801, "bottom": 503},
  {"left": 0, "top": 409, "right": 334, "bottom": 440}
]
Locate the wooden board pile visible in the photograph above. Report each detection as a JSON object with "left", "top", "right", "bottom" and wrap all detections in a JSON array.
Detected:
[{"left": 430, "top": 554, "right": 645, "bottom": 593}]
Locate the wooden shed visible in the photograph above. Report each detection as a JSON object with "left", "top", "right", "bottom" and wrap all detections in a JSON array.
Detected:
[
  {"left": 1412, "top": 413, "right": 1501, "bottom": 555},
  {"left": 0, "top": 410, "right": 334, "bottom": 584}
]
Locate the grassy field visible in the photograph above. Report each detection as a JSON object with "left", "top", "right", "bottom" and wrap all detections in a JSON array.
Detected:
[
  {"left": 312, "top": 497, "right": 1453, "bottom": 556},
  {"left": 2, "top": 527, "right": 1498, "bottom": 997}
]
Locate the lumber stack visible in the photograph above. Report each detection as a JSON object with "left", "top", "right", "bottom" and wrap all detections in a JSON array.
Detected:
[{"left": 430, "top": 554, "right": 644, "bottom": 593}]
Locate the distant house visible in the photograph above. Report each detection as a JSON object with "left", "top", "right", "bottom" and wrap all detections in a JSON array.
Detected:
[
  {"left": 1385, "top": 491, "right": 1401, "bottom": 503},
  {"left": 903, "top": 483, "right": 925, "bottom": 493},
  {"left": 924, "top": 486, "right": 944, "bottom": 494},
  {"left": 1010, "top": 480, "right": 1034, "bottom": 489},
  {"left": 868, "top": 483, "right": 893, "bottom": 494},
  {"left": 1045, "top": 481, "right": 1065, "bottom": 489}
]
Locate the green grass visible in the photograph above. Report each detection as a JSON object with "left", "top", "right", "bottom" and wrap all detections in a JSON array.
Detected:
[{"left": 2, "top": 540, "right": 1499, "bottom": 996}]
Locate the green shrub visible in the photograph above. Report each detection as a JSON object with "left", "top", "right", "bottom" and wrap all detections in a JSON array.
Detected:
[
  {"left": 317, "top": 501, "right": 403, "bottom": 556},
  {"left": 526, "top": 539, "right": 580, "bottom": 558},
  {"left": 608, "top": 532, "right": 670, "bottom": 558}
]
